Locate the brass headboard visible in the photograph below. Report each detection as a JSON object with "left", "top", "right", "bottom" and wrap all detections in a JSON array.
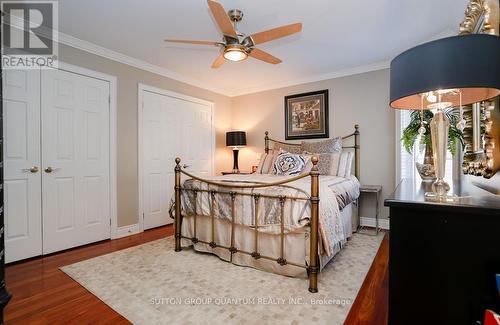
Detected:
[{"left": 264, "top": 124, "right": 360, "bottom": 180}]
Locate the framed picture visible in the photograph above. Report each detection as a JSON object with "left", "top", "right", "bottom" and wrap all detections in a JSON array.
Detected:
[{"left": 284, "top": 89, "right": 329, "bottom": 140}]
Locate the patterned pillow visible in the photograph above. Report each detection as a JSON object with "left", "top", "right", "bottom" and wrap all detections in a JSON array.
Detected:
[
  {"left": 273, "top": 142, "right": 302, "bottom": 154},
  {"left": 272, "top": 152, "right": 309, "bottom": 176},
  {"left": 301, "top": 137, "right": 342, "bottom": 154},
  {"left": 303, "top": 151, "right": 341, "bottom": 175}
]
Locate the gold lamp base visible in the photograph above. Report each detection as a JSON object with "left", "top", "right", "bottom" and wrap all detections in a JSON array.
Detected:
[
  {"left": 424, "top": 191, "right": 459, "bottom": 203},
  {"left": 424, "top": 178, "right": 458, "bottom": 202},
  {"left": 423, "top": 107, "right": 459, "bottom": 203}
]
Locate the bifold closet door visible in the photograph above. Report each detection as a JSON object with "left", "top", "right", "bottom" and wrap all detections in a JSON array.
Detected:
[
  {"left": 142, "top": 90, "right": 213, "bottom": 230},
  {"left": 41, "top": 69, "right": 111, "bottom": 254},
  {"left": 2, "top": 70, "right": 42, "bottom": 263}
]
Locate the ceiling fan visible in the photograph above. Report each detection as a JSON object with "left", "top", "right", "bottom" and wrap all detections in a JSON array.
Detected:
[{"left": 164, "top": 0, "right": 302, "bottom": 68}]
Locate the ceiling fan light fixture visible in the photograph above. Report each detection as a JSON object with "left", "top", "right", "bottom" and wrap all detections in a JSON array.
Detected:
[{"left": 223, "top": 46, "right": 248, "bottom": 62}]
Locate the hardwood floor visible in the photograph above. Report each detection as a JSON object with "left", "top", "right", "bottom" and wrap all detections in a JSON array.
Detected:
[
  {"left": 4, "top": 226, "right": 388, "bottom": 324},
  {"left": 344, "top": 233, "right": 389, "bottom": 324},
  {"left": 5, "top": 226, "right": 174, "bottom": 324}
]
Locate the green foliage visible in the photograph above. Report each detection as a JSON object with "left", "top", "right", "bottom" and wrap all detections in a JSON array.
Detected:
[{"left": 401, "top": 108, "right": 464, "bottom": 156}]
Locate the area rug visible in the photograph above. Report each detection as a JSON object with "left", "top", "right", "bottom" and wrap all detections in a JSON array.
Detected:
[{"left": 61, "top": 233, "right": 384, "bottom": 325}]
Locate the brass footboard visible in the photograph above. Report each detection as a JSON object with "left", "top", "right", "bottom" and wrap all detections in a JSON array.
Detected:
[{"left": 173, "top": 156, "right": 321, "bottom": 293}]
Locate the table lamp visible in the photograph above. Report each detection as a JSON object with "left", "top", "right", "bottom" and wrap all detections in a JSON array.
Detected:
[
  {"left": 390, "top": 34, "right": 500, "bottom": 202},
  {"left": 226, "top": 131, "right": 246, "bottom": 173}
]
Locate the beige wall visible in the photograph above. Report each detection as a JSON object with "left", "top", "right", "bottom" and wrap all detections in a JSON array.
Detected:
[
  {"left": 59, "top": 43, "right": 394, "bottom": 225},
  {"left": 59, "top": 44, "right": 233, "bottom": 227},
  {"left": 231, "top": 69, "right": 395, "bottom": 219}
]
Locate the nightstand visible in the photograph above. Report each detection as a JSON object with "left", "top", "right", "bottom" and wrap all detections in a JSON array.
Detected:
[
  {"left": 221, "top": 171, "right": 253, "bottom": 175},
  {"left": 358, "top": 184, "right": 382, "bottom": 235}
]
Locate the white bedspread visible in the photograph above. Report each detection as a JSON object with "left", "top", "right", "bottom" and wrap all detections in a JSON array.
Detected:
[{"left": 177, "top": 174, "right": 359, "bottom": 257}]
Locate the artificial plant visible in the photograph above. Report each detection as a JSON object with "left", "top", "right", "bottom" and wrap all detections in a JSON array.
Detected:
[{"left": 401, "top": 108, "right": 464, "bottom": 156}]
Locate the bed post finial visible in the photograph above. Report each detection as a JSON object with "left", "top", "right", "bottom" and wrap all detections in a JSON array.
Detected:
[
  {"left": 265, "top": 131, "right": 270, "bottom": 154},
  {"left": 309, "top": 155, "right": 320, "bottom": 293},
  {"left": 311, "top": 155, "right": 319, "bottom": 169},
  {"left": 174, "top": 157, "right": 182, "bottom": 252}
]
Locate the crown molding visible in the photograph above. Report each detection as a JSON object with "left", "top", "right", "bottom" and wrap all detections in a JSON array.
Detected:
[
  {"left": 225, "top": 60, "right": 391, "bottom": 97},
  {"left": 57, "top": 32, "right": 230, "bottom": 96}
]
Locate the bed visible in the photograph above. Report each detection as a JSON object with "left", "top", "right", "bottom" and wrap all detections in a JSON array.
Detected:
[{"left": 172, "top": 125, "right": 360, "bottom": 293}]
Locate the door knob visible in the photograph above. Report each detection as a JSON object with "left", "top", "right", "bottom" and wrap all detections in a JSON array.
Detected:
[
  {"left": 22, "top": 166, "right": 39, "bottom": 173},
  {"left": 44, "top": 166, "right": 60, "bottom": 173}
]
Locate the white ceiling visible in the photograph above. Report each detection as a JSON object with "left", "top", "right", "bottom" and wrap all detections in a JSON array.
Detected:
[{"left": 57, "top": 0, "right": 468, "bottom": 96}]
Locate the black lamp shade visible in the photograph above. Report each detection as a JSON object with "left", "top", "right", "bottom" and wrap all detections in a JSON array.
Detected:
[
  {"left": 226, "top": 131, "right": 246, "bottom": 147},
  {"left": 390, "top": 34, "right": 500, "bottom": 109}
]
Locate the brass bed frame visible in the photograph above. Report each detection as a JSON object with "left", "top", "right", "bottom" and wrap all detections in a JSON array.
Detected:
[{"left": 173, "top": 124, "right": 359, "bottom": 293}]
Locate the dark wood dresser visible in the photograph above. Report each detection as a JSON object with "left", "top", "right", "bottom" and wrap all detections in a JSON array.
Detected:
[{"left": 385, "top": 179, "right": 500, "bottom": 325}]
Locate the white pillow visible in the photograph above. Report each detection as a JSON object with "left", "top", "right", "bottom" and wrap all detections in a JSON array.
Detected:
[
  {"left": 256, "top": 152, "right": 274, "bottom": 174},
  {"left": 266, "top": 150, "right": 281, "bottom": 174},
  {"left": 344, "top": 151, "right": 353, "bottom": 177},
  {"left": 337, "top": 152, "right": 349, "bottom": 177}
]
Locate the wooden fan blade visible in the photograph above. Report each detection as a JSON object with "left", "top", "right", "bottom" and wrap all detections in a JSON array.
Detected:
[
  {"left": 164, "top": 39, "right": 220, "bottom": 46},
  {"left": 249, "top": 23, "right": 302, "bottom": 45},
  {"left": 248, "top": 48, "right": 282, "bottom": 64},
  {"left": 207, "top": 0, "right": 237, "bottom": 37},
  {"left": 211, "top": 53, "right": 225, "bottom": 68}
]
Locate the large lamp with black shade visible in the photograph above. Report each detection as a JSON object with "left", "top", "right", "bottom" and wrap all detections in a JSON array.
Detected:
[
  {"left": 390, "top": 34, "right": 500, "bottom": 202},
  {"left": 226, "top": 131, "right": 247, "bottom": 173}
]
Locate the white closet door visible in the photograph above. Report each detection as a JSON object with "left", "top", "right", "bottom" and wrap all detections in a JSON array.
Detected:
[
  {"left": 179, "top": 100, "right": 213, "bottom": 177},
  {"left": 41, "top": 69, "right": 111, "bottom": 254},
  {"left": 3, "top": 69, "right": 42, "bottom": 263},
  {"left": 142, "top": 90, "right": 213, "bottom": 230}
]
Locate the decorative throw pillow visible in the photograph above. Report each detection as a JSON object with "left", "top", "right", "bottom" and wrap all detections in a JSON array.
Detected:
[
  {"left": 273, "top": 142, "right": 302, "bottom": 154},
  {"left": 256, "top": 152, "right": 274, "bottom": 174},
  {"left": 272, "top": 152, "right": 309, "bottom": 176},
  {"left": 301, "top": 137, "right": 342, "bottom": 154},
  {"left": 303, "top": 151, "right": 341, "bottom": 175}
]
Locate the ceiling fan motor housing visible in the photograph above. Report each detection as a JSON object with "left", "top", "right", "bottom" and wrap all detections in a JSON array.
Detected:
[{"left": 228, "top": 9, "right": 243, "bottom": 22}]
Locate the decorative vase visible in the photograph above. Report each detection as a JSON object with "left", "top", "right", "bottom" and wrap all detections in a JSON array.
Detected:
[{"left": 415, "top": 142, "right": 436, "bottom": 181}]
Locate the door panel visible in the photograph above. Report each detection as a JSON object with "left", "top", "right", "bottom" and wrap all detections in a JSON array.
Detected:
[
  {"left": 142, "top": 91, "right": 213, "bottom": 230},
  {"left": 142, "top": 92, "right": 170, "bottom": 230},
  {"left": 41, "top": 69, "right": 110, "bottom": 254},
  {"left": 3, "top": 69, "right": 42, "bottom": 263}
]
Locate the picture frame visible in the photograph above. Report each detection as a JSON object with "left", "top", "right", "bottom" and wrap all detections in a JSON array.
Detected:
[{"left": 284, "top": 89, "right": 329, "bottom": 140}]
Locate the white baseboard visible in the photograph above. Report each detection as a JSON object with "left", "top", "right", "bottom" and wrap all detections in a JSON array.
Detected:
[
  {"left": 360, "top": 217, "right": 390, "bottom": 230},
  {"left": 112, "top": 223, "right": 142, "bottom": 239}
]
